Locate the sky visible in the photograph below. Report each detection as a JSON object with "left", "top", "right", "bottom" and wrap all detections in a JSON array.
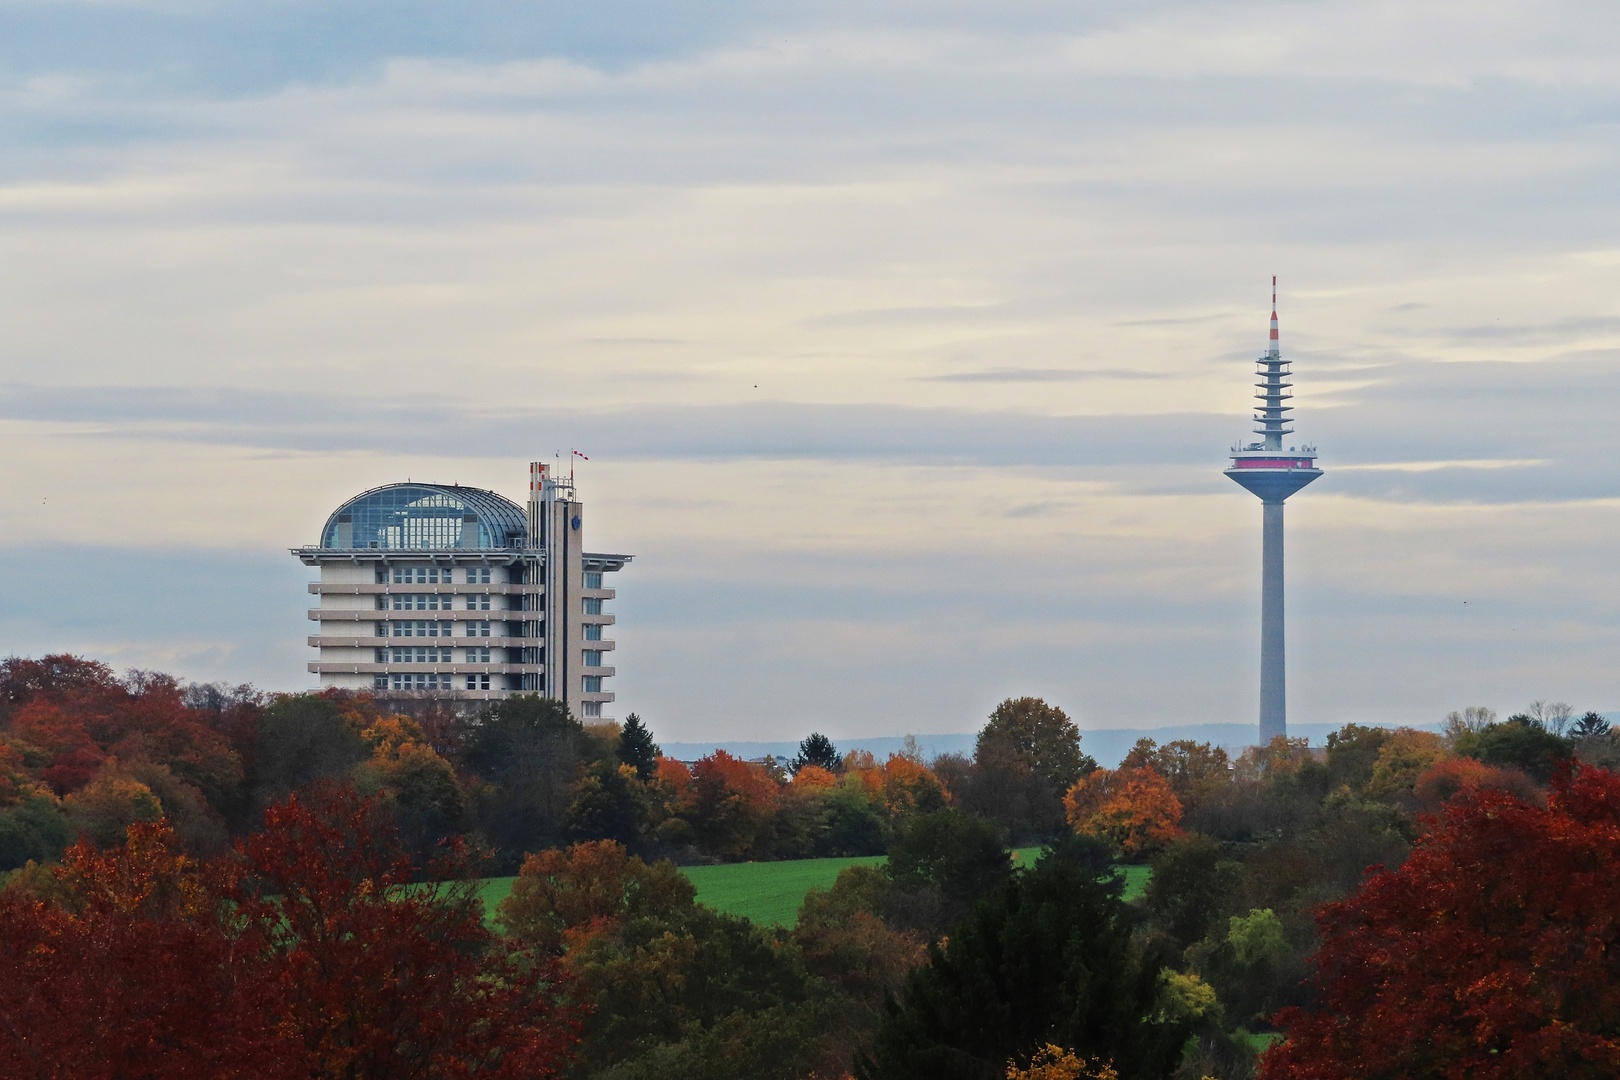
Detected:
[{"left": 2, "top": 0, "right": 1620, "bottom": 742}]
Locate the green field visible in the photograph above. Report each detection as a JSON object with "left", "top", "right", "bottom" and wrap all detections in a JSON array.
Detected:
[{"left": 477, "top": 848, "right": 1151, "bottom": 929}]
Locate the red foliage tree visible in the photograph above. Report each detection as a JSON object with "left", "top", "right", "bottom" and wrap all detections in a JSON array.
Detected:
[
  {"left": 1261, "top": 765, "right": 1620, "bottom": 1079},
  {"left": 0, "top": 823, "right": 289, "bottom": 1080},
  {"left": 0, "top": 786, "right": 581, "bottom": 1080}
]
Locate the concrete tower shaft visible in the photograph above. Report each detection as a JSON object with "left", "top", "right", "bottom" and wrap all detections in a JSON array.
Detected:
[{"left": 1223, "top": 278, "right": 1322, "bottom": 745}]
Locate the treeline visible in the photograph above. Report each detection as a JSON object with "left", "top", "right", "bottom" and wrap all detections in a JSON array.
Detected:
[
  {"left": 6, "top": 654, "right": 1620, "bottom": 1078},
  {"left": 0, "top": 659, "right": 1090, "bottom": 875}
]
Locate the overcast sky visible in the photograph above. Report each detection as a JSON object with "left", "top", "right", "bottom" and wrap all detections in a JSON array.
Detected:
[{"left": 2, "top": 0, "right": 1619, "bottom": 741}]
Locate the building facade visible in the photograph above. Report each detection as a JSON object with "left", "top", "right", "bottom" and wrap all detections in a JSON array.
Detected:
[{"left": 292, "top": 463, "right": 631, "bottom": 718}]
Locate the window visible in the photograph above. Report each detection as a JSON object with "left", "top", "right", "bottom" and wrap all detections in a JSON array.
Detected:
[
  {"left": 373, "top": 675, "right": 388, "bottom": 689},
  {"left": 388, "top": 566, "right": 450, "bottom": 584},
  {"left": 583, "top": 572, "right": 602, "bottom": 589},
  {"left": 583, "top": 676, "right": 602, "bottom": 693},
  {"left": 465, "top": 620, "right": 491, "bottom": 637},
  {"left": 466, "top": 593, "right": 490, "bottom": 610},
  {"left": 392, "top": 594, "right": 448, "bottom": 611},
  {"left": 390, "top": 672, "right": 452, "bottom": 690},
  {"left": 375, "top": 648, "right": 386, "bottom": 663},
  {"left": 391, "top": 646, "right": 450, "bottom": 663},
  {"left": 466, "top": 567, "right": 491, "bottom": 584},
  {"left": 392, "top": 621, "right": 451, "bottom": 637},
  {"left": 583, "top": 624, "right": 602, "bottom": 641},
  {"left": 582, "top": 598, "right": 603, "bottom": 615},
  {"left": 582, "top": 701, "right": 602, "bottom": 718},
  {"left": 583, "top": 650, "right": 602, "bottom": 667},
  {"left": 466, "top": 673, "right": 490, "bottom": 690},
  {"left": 466, "top": 646, "right": 491, "bottom": 663}
]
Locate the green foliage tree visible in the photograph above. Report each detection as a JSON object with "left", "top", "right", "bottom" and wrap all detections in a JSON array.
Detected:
[
  {"left": 976, "top": 698, "right": 1093, "bottom": 792},
  {"left": 857, "top": 851, "right": 1190, "bottom": 1080},
  {"left": 1144, "top": 833, "right": 1239, "bottom": 950},
  {"left": 617, "top": 713, "right": 661, "bottom": 781},
  {"left": 792, "top": 732, "right": 842, "bottom": 775},
  {"left": 250, "top": 692, "right": 368, "bottom": 809},
  {"left": 0, "top": 795, "right": 71, "bottom": 871},
  {"left": 1454, "top": 715, "right": 1571, "bottom": 783},
  {"left": 883, "top": 808, "right": 1011, "bottom": 934},
  {"left": 1323, "top": 723, "right": 1390, "bottom": 791},
  {"left": 464, "top": 695, "right": 584, "bottom": 868},
  {"left": 965, "top": 698, "right": 1096, "bottom": 840}
]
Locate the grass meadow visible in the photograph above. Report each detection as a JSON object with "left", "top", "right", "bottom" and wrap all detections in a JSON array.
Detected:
[{"left": 477, "top": 849, "right": 1153, "bottom": 928}]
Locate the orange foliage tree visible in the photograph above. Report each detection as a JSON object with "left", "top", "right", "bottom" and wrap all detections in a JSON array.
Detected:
[
  {"left": 498, "top": 839, "right": 696, "bottom": 956},
  {"left": 1063, "top": 766, "right": 1184, "bottom": 857}
]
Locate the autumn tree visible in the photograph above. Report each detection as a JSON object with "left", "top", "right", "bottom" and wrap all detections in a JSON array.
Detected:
[
  {"left": 1064, "top": 765, "right": 1184, "bottom": 859},
  {"left": 0, "top": 822, "right": 291, "bottom": 1079},
  {"left": 1261, "top": 765, "right": 1620, "bottom": 1079},
  {"left": 498, "top": 839, "right": 694, "bottom": 955}
]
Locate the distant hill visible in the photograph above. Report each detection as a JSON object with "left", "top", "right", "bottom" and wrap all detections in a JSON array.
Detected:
[{"left": 661, "top": 720, "right": 1450, "bottom": 769}]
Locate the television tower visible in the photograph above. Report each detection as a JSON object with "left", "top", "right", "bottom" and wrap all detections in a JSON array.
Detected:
[{"left": 1224, "top": 278, "right": 1322, "bottom": 744}]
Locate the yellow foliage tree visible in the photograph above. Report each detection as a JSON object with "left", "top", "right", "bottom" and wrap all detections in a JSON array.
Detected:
[{"left": 1005, "top": 1045, "right": 1118, "bottom": 1080}]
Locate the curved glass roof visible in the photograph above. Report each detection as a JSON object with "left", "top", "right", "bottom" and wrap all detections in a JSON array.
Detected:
[{"left": 320, "top": 484, "right": 528, "bottom": 550}]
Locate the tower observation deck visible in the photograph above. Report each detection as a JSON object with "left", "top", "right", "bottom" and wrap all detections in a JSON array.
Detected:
[{"left": 1223, "top": 278, "right": 1322, "bottom": 744}]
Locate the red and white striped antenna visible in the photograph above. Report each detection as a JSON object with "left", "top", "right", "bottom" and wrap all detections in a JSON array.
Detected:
[{"left": 1268, "top": 275, "right": 1280, "bottom": 358}]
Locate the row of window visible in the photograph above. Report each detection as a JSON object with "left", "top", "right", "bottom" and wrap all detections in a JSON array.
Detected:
[
  {"left": 377, "top": 621, "right": 605, "bottom": 641},
  {"left": 375, "top": 673, "right": 493, "bottom": 691},
  {"left": 382, "top": 620, "right": 500, "bottom": 637},
  {"left": 373, "top": 646, "right": 495, "bottom": 664},
  {"left": 386, "top": 567, "right": 498, "bottom": 584},
  {"left": 381, "top": 594, "right": 494, "bottom": 611},
  {"left": 368, "top": 674, "right": 605, "bottom": 696}
]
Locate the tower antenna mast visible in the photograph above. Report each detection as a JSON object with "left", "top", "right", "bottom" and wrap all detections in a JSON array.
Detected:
[{"left": 1223, "top": 278, "right": 1323, "bottom": 744}]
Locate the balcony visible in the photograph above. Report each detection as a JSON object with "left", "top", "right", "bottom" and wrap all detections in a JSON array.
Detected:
[
  {"left": 309, "top": 609, "right": 526, "bottom": 622},
  {"left": 308, "top": 662, "right": 545, "bottom": 675},
  {"left": 310, "top": 636, "right": 538, "bottom": 648},
  {"left": 308, "top": 583, "right": 544, "bottom": 596}
]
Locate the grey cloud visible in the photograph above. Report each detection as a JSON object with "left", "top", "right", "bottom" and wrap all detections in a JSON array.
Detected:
[
  {"left": 12, "top": 347, "right": 1620, "bottom": 505},
  {"left": 924, "top": 367, "right": 1170, "bottom": 382}
]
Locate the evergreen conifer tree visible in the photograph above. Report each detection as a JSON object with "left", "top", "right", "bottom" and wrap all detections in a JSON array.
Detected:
[{"left": 618, "top": 713, "right": 661, "bottom": 781}]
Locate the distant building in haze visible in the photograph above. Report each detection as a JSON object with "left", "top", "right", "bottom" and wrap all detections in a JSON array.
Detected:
[
  {"left": 292, "top": 462, "right": 631, "bottom": 718},
  {"left": 1224, "top": 279, "right": 1323, "bottom": 744}
]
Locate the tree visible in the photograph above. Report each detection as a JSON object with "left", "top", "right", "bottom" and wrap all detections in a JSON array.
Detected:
[
  {"left": 1063, "top": 766, "right": 1184, "bottom": 859},
  {"left": 232, "top": 785, "right": 581, "bottom": 1078},
  {"left": 0, "top": 821, "right": 291, "bottom": 1080},
  {"left": 499, "top": 839, "right": 695, "bottom": 955},
  {"left": 1260, "top": 765, "right": 1620, "bottom": 1079},
  {"left": 1143, "top": 833, "right": 1240, "bottom": 950},
  {"left": 618, "top": 713, "right": 661, "bottom": 781},
  {"left": 883, "top": 808, "right": 1011, "bottom": 934},
  {"left": 1453, "top": 715, "right": 1571, "bottom": 784},
  {"left": 791, "top": 732, "right": 842, "bottom": 775},
  {"left": 465, "top": 695, "right": 584, "bottom": 867},
  {"left": 1573, "top": 711, "right": 1612, "bottom": 739},
  {"left": 856, "top": 850, "right": 1190, "bottom": 1080},
  {"left": 250, "top": 691, "right": 369, "bottom": 808},
  {"left": 976, "top": 698, "right": 1093, "bottom": 793},
  {"left": 1364, "top": 728, "right": 1448, "bottom": 800}
]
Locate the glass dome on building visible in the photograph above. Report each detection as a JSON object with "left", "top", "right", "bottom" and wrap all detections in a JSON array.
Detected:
[{"left": 319, "top": 484, "right": 528, "bottom": 550}]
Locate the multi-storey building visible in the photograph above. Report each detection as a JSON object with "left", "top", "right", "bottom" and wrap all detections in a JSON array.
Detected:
[{"left": 292, "top": 463, "right": 631, "bottom": 718}]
